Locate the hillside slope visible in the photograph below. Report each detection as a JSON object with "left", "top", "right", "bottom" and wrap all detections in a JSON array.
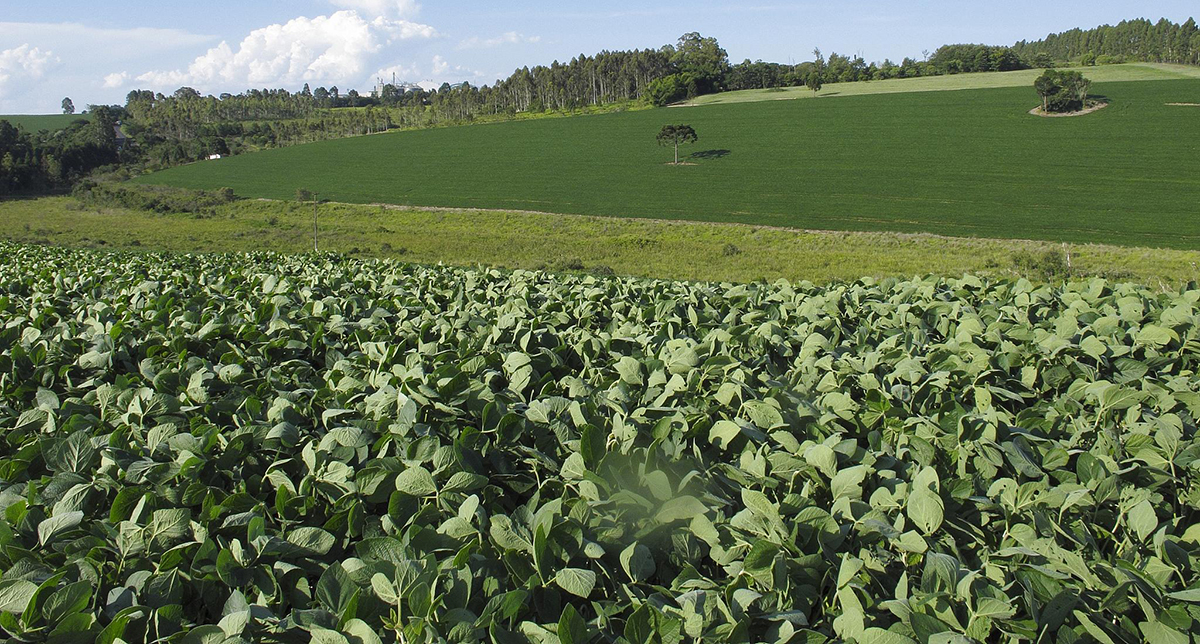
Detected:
[
  {"left": 684, "top": 62, "right": 1200, "bottom": 106},
  {"left": 138, "top": 78, "right": 1200, "bottom": 249}
]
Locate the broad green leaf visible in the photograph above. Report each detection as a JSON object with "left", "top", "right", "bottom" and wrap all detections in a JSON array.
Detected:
[
  {"left": 1128, "top": 500, "right": 1157, "bottom": 542},
  {"left": 0, "top": 580, "right": 38, "bottom": 614},
  {"left": 554, "top": 568, "right": 597, "bottom": 598},
  {"left": 395, "top": 467, "right": 438, "bottom": 496},
  {"left": 38, "top": 511, "right": 84, "bottom": 546},
  {"left": 620, "top": 543, "right": 656, "bottom": 582}
]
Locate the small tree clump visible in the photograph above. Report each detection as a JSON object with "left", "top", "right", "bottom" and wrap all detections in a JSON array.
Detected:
[{"left": 1034, "top": 70, "right": 1093, "bottom": 113}]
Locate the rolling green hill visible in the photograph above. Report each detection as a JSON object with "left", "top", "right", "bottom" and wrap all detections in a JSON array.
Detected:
[
  {"left": 685, "top": 63, "right": 1200, "bottom": 106},
  {"left": 138, "top": 78, "right": 1200, "bottom": 249},
  {"left": 0, "top": 113, "right": 90, "bottom": 132}
]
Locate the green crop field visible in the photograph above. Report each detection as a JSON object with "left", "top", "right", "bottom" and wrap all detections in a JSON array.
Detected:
[
  {"left": 685, "top": 63, "right": 1200, "bottom": 106},
  {"left": 1, "top": 242, "right": 1198, "bottom": 643},
  {"left": 0, "top": 113, "right": 90, "bottom": 132},
  {"left": 138, "top": 78, "right": 1200, "bottom": 250}
]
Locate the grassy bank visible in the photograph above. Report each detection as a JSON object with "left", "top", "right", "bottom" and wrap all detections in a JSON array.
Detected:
[{"left": 2, "top": 195, "right": 1197, "bottom": 286}]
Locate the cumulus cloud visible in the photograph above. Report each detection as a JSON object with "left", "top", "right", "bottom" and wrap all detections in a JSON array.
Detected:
[
  {"left": 0, "top": 44, "right": 58, "bottom": 93},
  {"left": 103, "top": 71, "right": 131, "bottom": 89},
  {"left": 457, "top": 32, "right": 541, "bottom": 50},
  {"left": 368, "top": 63, "right": 421, "bottom": 85},
  {"left": 328, "top": 0, "right": 420, "bottom": 19},
  {"left": 134, "top": 11, "right": 436, "bottom": 91}
]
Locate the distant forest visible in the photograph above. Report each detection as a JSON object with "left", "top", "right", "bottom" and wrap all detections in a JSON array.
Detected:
[
  {"left": 1, "top": 17, "right": 1196, "bottom": 195},
  {"left": 1014, "top": 18, "right": 1200, "bottom": 66}
]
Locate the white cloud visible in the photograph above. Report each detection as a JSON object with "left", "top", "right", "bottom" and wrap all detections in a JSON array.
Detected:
[
  {"left": 329, "top": 0, "right": 420, "bottom": 19},
  {"left": 457, "top": 32, "right": 541, "bottom": 50},
  {"left": 134, "top": 11, "right": 437, "bottom": 92},
  {"left": 103, "top": 71, "right": 130, "bottom": 89},
  {"left": 0, "top": 22, "right": 214, "bottom": 112},
  {"left": 368, "top": 63, "right": 421, "bottom": 85},
  {"left": 0, "top": 44, "right": 58, "bottom": 94},
  {"left": 431, "top": 55, "right": 451, "bottom": 76}
]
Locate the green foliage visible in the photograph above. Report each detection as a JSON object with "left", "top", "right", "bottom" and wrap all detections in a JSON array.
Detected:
[
  {"left": 1, "top": 242, "right": 1199, "bottom": 642},
  {"left": 0, "top": 116, "right": 119, "bottom": 194},
  {"left": 72, "top": 181, "right": 238, "bottom": 215},
  {"left": 138, "top": 79, "right": 1200, "bottom": 250},
  {"left": 1012, "top": 247, "right": 1071, "bottom": 280},
  {"left": 1013, "top": 17, "right": 1200, "bottom": 67},
  {"left": 655, "top": 125, "right": 698, "bottom": 164},
  {"left": 1034, "top": 69, "right": 1094, "bottom": 113},
  {"left": 928, "top": 44, "right": 1027, "bottom": 74},
  {"left": 645, "top": 75, "right": 690, "bottom": 107},
  {"left": 664, "top": 32, "right": 730, "bottom": 96}
]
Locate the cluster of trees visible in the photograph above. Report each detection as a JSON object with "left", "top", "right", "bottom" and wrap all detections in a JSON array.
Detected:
[
  {"left": 0, "top": 110, "right": 121, "bottom": 195},
  {"left": 1034, "top": 70, "right": 1093, "bottom": 113},
  {"left": 1014, "top": 18, "right": 1200, "bottom": 66},
  {"left": 699, "top": 44, "right": 1037, "bottom": 96}
]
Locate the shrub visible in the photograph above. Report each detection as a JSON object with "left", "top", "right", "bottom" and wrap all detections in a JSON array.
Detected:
[
  {"left": 1034, "top": 69, "right": 1092, "bottom": 113},
  {"left": 72, "top": 181, "right": 238, "bottom": 214},
  {"left": 645, "top": 74, "right": 689, "bottom": 106},
  {"left": 1012, "top": 247, "right": 1070, "bottom": 280}
]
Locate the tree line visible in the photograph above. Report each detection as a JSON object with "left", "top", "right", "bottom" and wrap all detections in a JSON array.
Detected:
[
  {"left": 1013, "top": 18, "right": 1200, "bottom": 66},
  {"left": 0, "top": 110, "right": 120, "bottom": 195}
]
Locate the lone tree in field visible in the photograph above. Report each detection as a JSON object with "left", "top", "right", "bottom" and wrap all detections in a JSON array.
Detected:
[
  {"left": 1034, "top": 70, "right": 1093, "bottom": 113},
  {"left": 806, "top": 48, "right": 825, "bottom": 95},
  {"left": 657, "top": 125, "right": 698, "bottom": 165},
  {"left": 61, "top": 98, "right": 75, "bottom": 115}
]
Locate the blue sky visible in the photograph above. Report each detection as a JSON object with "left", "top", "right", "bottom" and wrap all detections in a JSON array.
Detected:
[{"left": 0, "top": 1, "right": 1194, "bottom": 113}]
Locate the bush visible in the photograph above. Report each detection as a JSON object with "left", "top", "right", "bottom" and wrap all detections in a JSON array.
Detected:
[
  {"left": 73, "top": 181, "right": 238, "bottom": 214},
  {"left": 1012, "top": 247, "right": 1070, "bottom": 280},
  {"left": 645, "top": 74, "right": 688, "bottom": 107},
  {"left": 1034, "top": 69, "right": 1092, "bottom": 113}
]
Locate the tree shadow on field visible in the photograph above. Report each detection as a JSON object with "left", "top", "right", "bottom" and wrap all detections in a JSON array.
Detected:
[{"left": 690, "top": 149, "right": 732, "bottom": 160}]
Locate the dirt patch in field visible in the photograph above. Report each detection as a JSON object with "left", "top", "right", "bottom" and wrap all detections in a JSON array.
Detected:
[
  {"left": 1166, "top": 102, "right": 1200, "bottom": 106},
  {"left": 1029, "top": 102, "right": 1109, "bottom": 118}
]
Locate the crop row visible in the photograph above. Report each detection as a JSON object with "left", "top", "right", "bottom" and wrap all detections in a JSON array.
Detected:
[{"left": 0, "top": 243, "right": 1197, "bottom": 643}]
